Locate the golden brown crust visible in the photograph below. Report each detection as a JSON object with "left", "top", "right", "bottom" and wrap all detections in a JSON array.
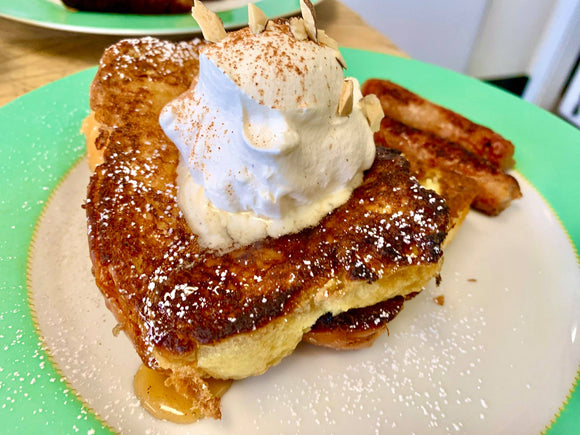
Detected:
[
  {"left": 89, "top": 37, "right": 205, "bottom": 130},
  {"left": 85, "top": 39, "right": 454, "bottom": 417},
  {"left": 85, "top": 37, "right": 449, "bottom": 357},
  {"left": 361, "top": 79, "right": 516, "bottom": 170},
  {"left": 87, "top": 142, "right": 449, "bottom": 351}
]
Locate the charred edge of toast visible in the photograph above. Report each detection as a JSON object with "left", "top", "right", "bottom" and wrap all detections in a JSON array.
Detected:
[
  {"left": 303, "top": 295, "right": 405, "bottom": 349},
  {"left": 86, "top": 38, "right": 449, "bottom": 362},
  {"left": 303, "top": 290, "right": 422, "bottom": 350},
  {"left": 86, "top": 141, "right": 449, "bottom": 356}
]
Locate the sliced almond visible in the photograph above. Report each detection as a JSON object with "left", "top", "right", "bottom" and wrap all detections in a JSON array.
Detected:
[
  {"left": 319, "top": 30, "right": 346, "bottom": 69},
  {"left": 335, "top": 49, "right": 347, "bottom": 69},
  {"left": 318, "top": 29, "right": 338, "bottom": 50},
  {"left": 360, "top": 94, "right": 384, "bottom": 132},
  {"left": 289, "top": 17, "right": 308, "bottom": 41},
  {"left": 337, "top": 79, "right": 354, "bottom": 116},
  {"left": 300, "top": 0, "right": 318, "bottom": 42},
  {"left": 248, "top": 3, "right": 268, "bottom": 34},
  {"left": 192, "top": 0, "right": 227, "bottom": 43}
]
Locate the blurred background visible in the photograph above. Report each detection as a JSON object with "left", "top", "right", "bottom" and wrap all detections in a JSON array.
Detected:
[{"left": 341, "top": 0, "right": 580, "bottom": 128}]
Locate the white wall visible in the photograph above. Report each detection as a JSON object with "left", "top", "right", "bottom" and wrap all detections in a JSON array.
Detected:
[
  {"left": 467, "top": 0, "right": 558, "bottom": 79},
  {"left": 522, "top": 0, "right": 580, "bottom": 110},
  {"left": 339, "top": 0, "right": 489, "bottom": 73},
  {"left": 341, "top": 0, "right": 580, "bottom": 111}
]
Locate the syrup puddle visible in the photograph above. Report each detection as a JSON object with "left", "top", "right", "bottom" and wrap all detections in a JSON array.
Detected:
[{"left": 133, "top": 364, "right": 232, "bottom": 424}]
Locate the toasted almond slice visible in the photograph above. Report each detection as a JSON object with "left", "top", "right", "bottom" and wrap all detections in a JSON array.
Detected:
[
  {"left": 360, "top": 94, "right": 384, "bottom": 132},
  {"left": 289, "top": 17, "right": 308, "bottom": 41},
  {"left": 248, "top": 4, "right": 268, "bottom": 34},
  {"left": 335, "top": 49, "right": 347, "bottom": 69},
  {"left": 192, "top": 0, "right": 227, "bottom": 43},
  {"left": 300, "top": 0, "right": 318, "bottom": 42},
  {"left": 318, "top": 30, "right": 338, "bottom": 50},
  {"left": 337, "top": 79, "right": 354, "bottom": 116},
  {"left": 318, "top": 30, "right": 347, "bottom": 69}
]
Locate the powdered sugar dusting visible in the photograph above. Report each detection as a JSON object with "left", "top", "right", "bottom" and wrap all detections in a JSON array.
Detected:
[
  {"left": 248, "top": 281, "right": 487, "bottom": 433},
  {"left": 28, "top": 167, "right": 580, "bottom": 433}
]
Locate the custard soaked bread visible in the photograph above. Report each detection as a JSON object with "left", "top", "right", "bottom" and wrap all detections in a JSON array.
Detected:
[
  {"left": 85, "top": 35, "right": 449, "bottom": 419},
  {"left": 312, "top": 79, "right": 522, "bottom": 349}
]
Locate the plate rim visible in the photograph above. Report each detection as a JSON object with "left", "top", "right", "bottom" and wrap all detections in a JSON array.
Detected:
[
  {"left": 0, "top": 47, "right": 578, "bottom": 433},
  {"left": 0, "top": 0, "right": 323, "bottom": 35}
]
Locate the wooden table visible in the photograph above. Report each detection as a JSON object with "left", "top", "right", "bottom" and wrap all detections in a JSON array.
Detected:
[{"left": 0, "top": 0, "right": 405, "bottom": 107}]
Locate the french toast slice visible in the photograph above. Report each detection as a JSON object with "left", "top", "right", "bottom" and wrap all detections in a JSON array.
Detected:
[
  {"left": 303, "top": 76, "right": 523, "bottom": 350},
  {"left": 85, "top": 37, "right": 450, "bottom": 418},
  {"left": 301, "top": 166, "right": 476, "bottom": 351}
]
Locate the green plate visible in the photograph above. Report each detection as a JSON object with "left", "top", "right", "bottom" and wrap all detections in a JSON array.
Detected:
[
  {"left": 0, "top": 48, "right": 578, "bottom": 433},
  {"left": 0, "top": 0, "right": 322, "bottom": 35}
]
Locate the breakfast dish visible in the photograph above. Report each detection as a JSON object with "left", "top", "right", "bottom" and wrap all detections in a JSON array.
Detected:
[
  {"left": 2, "top": 0, "right": 578, "bottom": 432},
  {"left": 79, "top": 0, "right": 533, "bottom": 420},
  {"left": 84, "top": 1, "right": 454, "bottom": 418},
  {"left": 78, "top": 0, "right": 533, "bottom": 422},
  {"left": 1, "top": 45, "right": 579, "bottom": 434}
]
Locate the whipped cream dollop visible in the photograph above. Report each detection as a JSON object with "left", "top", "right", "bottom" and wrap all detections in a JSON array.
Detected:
[{"left": 160, "top": 21, "right": 376, "bottom": 250}]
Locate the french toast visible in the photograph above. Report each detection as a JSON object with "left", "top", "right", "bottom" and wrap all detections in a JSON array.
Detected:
[
  {"left": 84, "top": 36, "right": 449, "bottom": 419},
  {"left": 301, "top": 165, "right": 476, "bottom": 350},
  {"left": 62, "top": 0, "right": 194, "bottom": 14},
  {"left": 362, "top": 79, "right": 516, "bottom": 170},
  {"left": 312, "top": 78, "right": 522, "bottom": 351},
  {"left": 311, "top": 78, "right": 521, "bottom": 350}
]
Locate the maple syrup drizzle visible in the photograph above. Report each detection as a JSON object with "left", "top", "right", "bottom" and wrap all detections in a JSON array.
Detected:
[{"left": 133, "top": 364, "right": 232, "bottom": 423}]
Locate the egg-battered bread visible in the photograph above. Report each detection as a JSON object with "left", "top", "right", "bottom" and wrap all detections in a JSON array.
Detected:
[
  {"left": 309, "top": 78, "right": 522, "bottom": 351},
  {"left": 84, "top": 37, "right": 449, "bottom": 419},
  {"left": 301, "top": 166, "right": 477, "bottom": 350}
]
